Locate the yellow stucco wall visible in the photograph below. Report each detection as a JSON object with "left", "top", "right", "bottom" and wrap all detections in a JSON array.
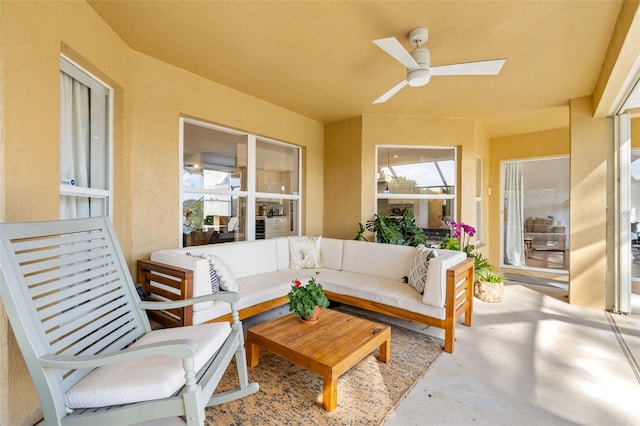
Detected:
[
  {"left": 128, "top": 53, "right": 324, "bottom": 264},
  {"left": 0, "top": 1, "right": 323, "bottom": 423},
  {"left": 324, "top": 117, "right": 363, "bottom": 239},
  {"left": 570, "top": 96, "right": 608, "bottom": 309},
  {"left": 0, "top": 2, "right": 133, "bottom": 423},
  {"left": 323, "top": 115, "right": 481, "bottom": 242},
  {"left": 0, "top": 1, "right": 637, "bottom": 424}
]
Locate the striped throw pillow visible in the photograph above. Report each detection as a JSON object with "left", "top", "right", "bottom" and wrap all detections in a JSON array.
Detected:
[{"left": 186, "top": 252, "right": 220, "bottom": 293}]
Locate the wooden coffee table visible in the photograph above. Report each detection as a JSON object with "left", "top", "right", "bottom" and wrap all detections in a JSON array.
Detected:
[{"left": 245, "top": 308, "right": 391, "bottom": 411}]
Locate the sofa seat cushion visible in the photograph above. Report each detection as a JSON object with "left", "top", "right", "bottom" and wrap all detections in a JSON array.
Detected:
[
  {"left": 191, "top": 268, "right": 341, "bottom": 324},
  {"left": 65, "top": 322, "right": 231, "bottom": 408},
  {"left": 321, "top": 271, "right": 446, "bottom": 320}
]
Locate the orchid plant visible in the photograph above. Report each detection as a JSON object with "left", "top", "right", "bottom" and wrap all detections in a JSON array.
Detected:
[
  {"left": 441, "top": 221, "right": 476, "bottom": 257},
  {"left": 440, "top": 221, "right": 502, "bottom": 282}
]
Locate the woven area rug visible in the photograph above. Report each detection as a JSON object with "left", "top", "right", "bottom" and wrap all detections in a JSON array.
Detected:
[{"left": 205, "top": 314, "right": 442, "bottom": 425}]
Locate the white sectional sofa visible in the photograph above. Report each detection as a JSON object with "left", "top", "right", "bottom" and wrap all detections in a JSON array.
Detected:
[
  {"left": 137, "top": 237, "right": 474, "bottom": 353},
  {"left": 524, "top": 216, "right": 568, "bottom": 251}
]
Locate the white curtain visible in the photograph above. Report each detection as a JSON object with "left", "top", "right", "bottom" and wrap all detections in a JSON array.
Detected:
[
  {"left": 504, "top": 162, "right": 525, "bottom": 266},
  {"left": 59, "top": 72, "right": 90, "bottom": 219}
]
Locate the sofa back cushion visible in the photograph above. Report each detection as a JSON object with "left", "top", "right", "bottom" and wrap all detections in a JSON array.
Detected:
[
  {"left": 154, "top": 239, "right": 279, "bottom": 279},
  {"left": 197, "top": 239, "right": 279, "bottom": 278},
  {"left": 341, "top": 240, "right": 414, "bottom": 280},
  {"left": 320, "top": 238, "right": 344, "bottom": 270},
  {"left": 276, "top": 237, "right": 290, "bottom": 270}
]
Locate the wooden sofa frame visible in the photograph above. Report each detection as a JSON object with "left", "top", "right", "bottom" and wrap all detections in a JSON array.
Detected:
[{"left": 137, "top": 257, "right": 474, "bottom": 353}]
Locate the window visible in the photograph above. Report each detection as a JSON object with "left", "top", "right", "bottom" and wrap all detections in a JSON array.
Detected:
[
  {"left": 255, "top": 138, "right": 300, "bottom": 238},
  {"left": 59, "top": 57, "right": 112, "bottom": 219},
  {"left": 375, "top": 146, "right": 456, "bottom": 245},
  {"left": 181, "top": 119, "right": 301, "bottom": 245}
]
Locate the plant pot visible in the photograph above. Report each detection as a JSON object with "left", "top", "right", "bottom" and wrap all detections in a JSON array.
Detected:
[
  {"left": 299, "top": 306, "right": 321, "bottom": 324},
  {"left": 474, "top": 280, "right": 504, "bottom": 303}
]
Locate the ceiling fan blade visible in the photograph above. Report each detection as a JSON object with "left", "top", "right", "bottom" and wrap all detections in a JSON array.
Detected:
[
  {"left": 373, "top": 79, "right": 408, "bottom": 104},
  {"left": 373, "top": 37, "right": 419, "bottom": 69},
  {"left": 431, "top": 58, "right": 506, "bottom": 76}
]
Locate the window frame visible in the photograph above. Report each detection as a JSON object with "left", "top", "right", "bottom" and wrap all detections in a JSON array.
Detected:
[
  {"left": 475, "top": 155, "right": 483, "bottom": 245},
  {"left": 375, "top": 145, "right": 457, "bottom": 229},
  {"left": 59, "top": 55, "right": 113, "bottom": 219},
  {"left": 180, "top": 118, "right": 302, "bottom": 245}
]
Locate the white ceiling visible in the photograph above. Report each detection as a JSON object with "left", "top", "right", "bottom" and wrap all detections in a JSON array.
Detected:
[{"left": 88, "top": 0, "right": 626, "bottom": 137}]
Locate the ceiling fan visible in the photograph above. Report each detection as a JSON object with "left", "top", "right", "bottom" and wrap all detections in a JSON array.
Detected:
[{"left": 372, "top": 27, "right": 506, "bottom": 104}]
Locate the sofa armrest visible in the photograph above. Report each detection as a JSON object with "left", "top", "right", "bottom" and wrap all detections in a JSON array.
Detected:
[
  {"left": 136, "top": 259, "right": 194, "bottom": 327},
  {"left": 444, "top": 257, "right": 474, "bottom": 353},
  {"left": 424, "top": 249, "right": 468, "bottom": 308}
]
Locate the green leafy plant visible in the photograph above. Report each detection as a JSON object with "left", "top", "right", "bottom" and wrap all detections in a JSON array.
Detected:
[
  {"left": 365, "top": 214, "right": 405, "bottom": 244},
  {"left": 354, "top": 222, "right": 368, "bottom": 241},
  {"left": 357, "top": 210, "right": 427, "bottom": 247},
  {"left": 473, "top": 252, "right": 491, "bottom": 275},
  {"left": 287, "top": 273, "right": 330, "bottom": 319},
  {"left": 476, "top": 268, "right": 504, "bottom": 283},
  {"left": 398, "top": 210, "right": 429, "bottom": 246},
  {"left": 440, "top": 235, "right": 460, "bottom": 251}
]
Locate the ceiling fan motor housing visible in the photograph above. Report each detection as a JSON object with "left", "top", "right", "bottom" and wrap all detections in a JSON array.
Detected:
[
  {"left": 408, "top": 27, "right": 428, "bottom": 46},
  {"left": 407, "top": 47, "right": 431, "bottom": 87}
]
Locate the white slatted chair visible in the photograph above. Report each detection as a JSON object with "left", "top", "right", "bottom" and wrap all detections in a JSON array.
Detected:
[{"left": 0, "top": 217, "right": 258, "bottom": 425}]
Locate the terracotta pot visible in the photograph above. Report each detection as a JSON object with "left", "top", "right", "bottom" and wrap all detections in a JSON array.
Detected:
[{"left": 299, "top": 306, "right": 321, "bottom": 324}]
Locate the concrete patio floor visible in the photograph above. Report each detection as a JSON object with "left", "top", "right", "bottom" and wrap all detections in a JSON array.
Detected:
[
  {"left": 137, "top": 282, "right": 640, "bottom": 426},
  {"left": 384, "top": 282, "right": 640, "bottom": 426}
]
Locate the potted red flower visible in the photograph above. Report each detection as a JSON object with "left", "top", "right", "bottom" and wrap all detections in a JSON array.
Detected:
[{"left": 287, "top": 273, "right": 330, "bottom": 323}]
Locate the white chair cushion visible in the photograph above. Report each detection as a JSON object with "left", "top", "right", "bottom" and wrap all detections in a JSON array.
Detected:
[{"left": 65, "top": 322, "right": 231, "bottom": 409}]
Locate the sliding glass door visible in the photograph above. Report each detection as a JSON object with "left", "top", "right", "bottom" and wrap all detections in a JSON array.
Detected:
[{"left": 502, "top": 157, "right": 570, "bottom": 271}]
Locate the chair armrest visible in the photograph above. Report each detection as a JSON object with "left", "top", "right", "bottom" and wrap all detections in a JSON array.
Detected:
[
  {"left": 40, "top": 339, "right": 199, "bottom": 369},
  {"left": 137, "top": 291, "right": 240, "bottom": 311}
]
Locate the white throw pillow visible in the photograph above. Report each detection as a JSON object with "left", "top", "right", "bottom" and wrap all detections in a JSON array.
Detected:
[
  {"left": 407, "top": 245, "right": 437, "bottom": 294},
  {"left": 289, "top": 236, "right": 322, "bottom": 269},
  {"left": 202, "top": 254, "right": 238, "bottom": 292},
  {"left": 186, "top": 252, "right": 220, "bottom": 293}
]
